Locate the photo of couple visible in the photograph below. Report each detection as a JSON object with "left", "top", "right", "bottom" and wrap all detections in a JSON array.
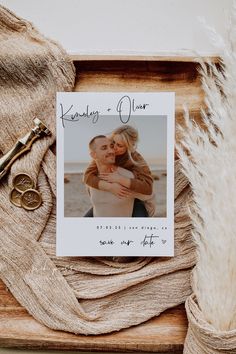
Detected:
[
  {"left": 64, "top": 118, "right": 167, "bottom": 218},
  {"left": 83, "top": 125, "right": 156, "bottom": 217}
]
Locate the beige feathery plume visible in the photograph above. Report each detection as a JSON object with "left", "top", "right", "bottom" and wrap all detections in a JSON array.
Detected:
[{"left": 178, "top": 4, "right": 236, "bottom": 332}]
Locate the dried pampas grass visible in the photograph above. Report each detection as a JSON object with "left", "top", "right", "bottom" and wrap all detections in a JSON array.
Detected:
[{"left": 178, "top": 5, "right": 236, "bottom": 332}]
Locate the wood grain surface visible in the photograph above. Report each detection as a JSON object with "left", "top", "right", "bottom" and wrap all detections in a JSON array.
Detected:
[
  {"left": 0, "top": 57, "right": 206, "bottom": 352},
  {"left": 70, "top": 53, "right": 219, "bottom": 63},
  {"left": 73, "top": 60, "right": 206, "bottom": 140},
  {"left": 0, "top": 279, "right": 186, "bottom": 352}
]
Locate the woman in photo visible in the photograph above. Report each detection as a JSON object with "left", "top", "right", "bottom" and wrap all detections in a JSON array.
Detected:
[{"left": 83, "top": 125, "right": 156, "bottom": 217}]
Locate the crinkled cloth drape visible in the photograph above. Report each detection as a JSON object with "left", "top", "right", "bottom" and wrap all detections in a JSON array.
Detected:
[
  {"left": 184, "top": 295, "right": 236, "bottom": 354},
  {"left": 0, "top": 5, "right": 196, "bottom": 335}
]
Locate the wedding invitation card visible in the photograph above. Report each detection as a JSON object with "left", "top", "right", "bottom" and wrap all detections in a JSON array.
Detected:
[{"left": 56, "top": 92, "right": 175, "bottom": 256}]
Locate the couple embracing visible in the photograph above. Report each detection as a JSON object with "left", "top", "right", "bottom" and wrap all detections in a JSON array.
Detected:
[{"left": 83, "top": 125, "right": 156, "bottom": 217}]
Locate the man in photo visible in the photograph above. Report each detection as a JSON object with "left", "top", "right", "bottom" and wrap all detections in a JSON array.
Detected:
[{"left": 86, "top": 135, "right": 151, "bottom": 217}]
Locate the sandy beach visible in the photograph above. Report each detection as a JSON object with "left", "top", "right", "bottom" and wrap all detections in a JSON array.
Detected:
[{"left": 64, "top": 170, "right": 167, "bottom": 218}]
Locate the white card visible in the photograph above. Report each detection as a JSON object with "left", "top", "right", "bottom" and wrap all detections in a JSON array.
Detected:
[{"left": 56, "top": 92, "right": 175, "bottom": 256}]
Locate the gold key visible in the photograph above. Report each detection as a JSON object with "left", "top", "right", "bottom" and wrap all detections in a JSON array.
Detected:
[
  {"left": 9, "top": 188, "right": 22, "bottom": 207},
  {"left": 21, "top": 189, "right": 42, "bottom": 211},
  {"left": 13, "top": 173, "right": 35, "bottom": 192}
]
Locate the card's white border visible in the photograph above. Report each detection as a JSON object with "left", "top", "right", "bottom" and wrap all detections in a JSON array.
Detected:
[{"left": 56, "top": 92, "right": 175, "bottom": 257}]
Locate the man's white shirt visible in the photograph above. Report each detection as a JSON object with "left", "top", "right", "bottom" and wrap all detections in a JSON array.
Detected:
[{"left": 88, "top": 167, "right": 135, "bottom": 217}]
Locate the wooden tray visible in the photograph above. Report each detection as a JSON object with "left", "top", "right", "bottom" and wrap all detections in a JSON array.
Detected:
[
  {"left": 0, "top": 55, "right": 207, "bottom": 352},
  {"left": 0, "top": 279, "right": 186, "bottom": 352}
]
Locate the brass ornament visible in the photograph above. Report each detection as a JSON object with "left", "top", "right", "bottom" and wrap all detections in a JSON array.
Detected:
[
  {"left": 10, "top": 174, "right": 43, "bottom": 211},
  {"left": 13, "top": 173, "right": 34, "bottom": 192},
  {"left": 9, "top": 188, "right": 22, "bottom": 207},
  {"left": 0, "top": 118, "right": 51, "bottom": 181},
  {"left": 21, "top": 189, "right": 42, "bottom": 211}
]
